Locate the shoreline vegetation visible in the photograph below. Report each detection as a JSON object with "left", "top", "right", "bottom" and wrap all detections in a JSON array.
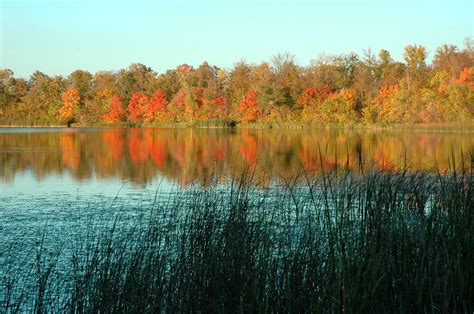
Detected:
[
  {"left": 1, "top": 166, "right": 473, "bottom": 312},
  {"left": 1, "top": 41, "right": 473, "bottom": 129},
  {"left": 1, "top": 120, "right": 474, "bottom": 131}
]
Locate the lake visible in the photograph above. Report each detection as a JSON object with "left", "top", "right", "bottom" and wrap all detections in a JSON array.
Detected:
[
  {"left": 1, "top": 127, "right": 473, "bottom": 192},
  {"left": 1, "top": 127, "right": 473, "bottom": 311},
  {"left": 1, "top": 126, "right": 472, "bottom": 232}
]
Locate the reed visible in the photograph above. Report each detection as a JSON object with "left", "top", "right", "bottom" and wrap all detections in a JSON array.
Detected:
[{"left": 1, "top": 166, "right": 473, "bottom": 312}]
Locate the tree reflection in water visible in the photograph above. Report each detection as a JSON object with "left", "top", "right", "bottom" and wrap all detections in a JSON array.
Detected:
[{"left": 0, "top": 128, "right": 472, "bottom": 186}]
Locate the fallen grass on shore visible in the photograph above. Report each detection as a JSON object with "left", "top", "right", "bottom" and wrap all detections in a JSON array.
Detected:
[{"left": 1, "top": 165, "right": 473, "bottom": 312}]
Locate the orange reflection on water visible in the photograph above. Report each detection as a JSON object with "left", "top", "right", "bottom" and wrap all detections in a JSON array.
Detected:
[
  {"left": 103, "top": 129, "right": 125, "bottom": 161},
  {"left": 0, "top": 128, "right": 472, "bottom": 185},
  {"left": 240, "top": 130, "right": 257, "bottom": 165},
  {"left": 60, "top": 133, "right": 81, "bottom": 169}
]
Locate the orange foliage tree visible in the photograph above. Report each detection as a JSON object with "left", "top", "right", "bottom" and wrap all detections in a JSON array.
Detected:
[
  {"left": 3, "top": 42, "right": 474, "bottom": 126},
  {"left": 168, "top": 89, "right": 186, "bottom": 121},
  {"left": 363, "top": 84, "right": 401, "bottom": 123},
  {"left": 59, "top": 87, "right": 80, "bottom": 122},
  {"left": 298, "top": 86, "right": 333, "bottom": 123},
  {"left": 127, "top": 92, "right": 149, "bottom": 123},
  {"left": 457, "top": 67, "right": 474, "bottom": 90},
  {"left": 297, "top": 86, "right": 332, "bottom": 107},
  {"left": 239, "top": 88, "right": 258, "bottom": 124},
  {"left": 317, "top": 89, "right": 358, "bottom": 123},
  {"left": 144, "top": 89, "right": 168, "bottom": 123},
  {"left": 102, "top": 95, "right": 126, "bottom": 123},
  {"left": 212, "top": 96, "right": 229, "bottom": 120}
]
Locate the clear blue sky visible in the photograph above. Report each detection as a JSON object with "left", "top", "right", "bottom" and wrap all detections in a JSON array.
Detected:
[{"left": 1, "top": 0, "right": 473, "bottom": 78}]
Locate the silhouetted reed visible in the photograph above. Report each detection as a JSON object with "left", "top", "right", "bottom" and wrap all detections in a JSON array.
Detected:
[{"left": 1, "top": 163, "right": 473, "bottom": 312}]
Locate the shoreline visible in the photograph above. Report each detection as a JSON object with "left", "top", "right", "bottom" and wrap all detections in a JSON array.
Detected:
[{"left": 1, "top": 122, "right": 474, "bottom": 132}]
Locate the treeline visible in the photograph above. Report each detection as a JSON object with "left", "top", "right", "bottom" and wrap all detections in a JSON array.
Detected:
[{"left": 1, "top": 40, "right": 473, "bottom": 126}]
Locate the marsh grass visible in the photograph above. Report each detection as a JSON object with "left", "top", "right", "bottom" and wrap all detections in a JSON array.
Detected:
[
  {"left": 0, "top": 120, "right": 65, "bottom": 127},
  {"left": 1, "top": 164, "right": 473, "bottom": 313}
]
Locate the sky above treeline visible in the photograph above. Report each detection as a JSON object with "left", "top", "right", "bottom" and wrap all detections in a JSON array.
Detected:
[{"left": 1, "top": 0, "right": 473, "bottom": 78}]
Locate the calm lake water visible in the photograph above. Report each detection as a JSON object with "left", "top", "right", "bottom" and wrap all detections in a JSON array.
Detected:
[
  {"left": 1, "top": 127, "right": 473, "bottom": 194},
  {"left": 1, "top": 127, "right": 473, "bottom": 308},
  {"left": 0, "top": 127, "right": 473, "bottom": 225}
]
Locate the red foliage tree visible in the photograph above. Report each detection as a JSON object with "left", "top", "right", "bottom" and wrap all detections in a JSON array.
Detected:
[
  {"left": 102, "top": 95, "right": 126, "bottom": 123},
  {"left": 127, "top": 92, "right": 149, "bottom": 123},
  {"left": 297, "top": 86, "right": 332, "bottom": 106},
  {"left": 213, "top": 96, "right": 228, "bottom": 107},
  {"left": 177, "top": 64, "right": 193, "bottom": 77},
  {"left": 239, "top": 88, "right": 258, "bottom": 124},
  {"left": 143, "top": 89, "right": 168, "bottom": 123}
]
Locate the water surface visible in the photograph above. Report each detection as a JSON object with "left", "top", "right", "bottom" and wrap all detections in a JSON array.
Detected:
[
  {"left": 1, "top": 127, "right": 473, "bottom": 192},
  {"left": 1, "top": 127, "right": 473, "bottom": 300}
]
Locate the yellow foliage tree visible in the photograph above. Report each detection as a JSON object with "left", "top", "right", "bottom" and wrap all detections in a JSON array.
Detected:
[{"left": 59, "top": 87, "right": 80, "bottom": 123}]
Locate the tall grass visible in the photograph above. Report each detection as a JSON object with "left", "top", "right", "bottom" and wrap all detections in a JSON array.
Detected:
[
  {"left": 0, "top": 120, "right": 65, "bottom": 127},
  {"left": 1, "top": 167, "right": 473, "bottom": 312}
]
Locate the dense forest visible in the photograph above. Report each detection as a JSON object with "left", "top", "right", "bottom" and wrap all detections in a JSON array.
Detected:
[{"left": 1, "top": 40, "right": 473, "bottom": 127}]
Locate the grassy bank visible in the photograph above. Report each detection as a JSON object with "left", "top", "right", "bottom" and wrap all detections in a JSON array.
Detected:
[
  {"left": 1, "top": 166, "right": 473, "bottom": 312},
  {"left": 0, "top": 120, "right": 66, "bottom": 128},
  {"left": 1, "top": 120, "right": 474, "bottom": 131}
]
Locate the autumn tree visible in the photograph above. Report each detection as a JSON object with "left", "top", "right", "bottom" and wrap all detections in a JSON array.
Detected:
[
  {"left": 143, "top": 89, "right": 168, "bottom": 123},
  {"left": 103, "top": 95, "right": 126, "bottom": 123},
  {"left": 212, "top": 96, "right": 229, "bottom": 119},
  {"left": 377, "top": 49, "right": 405, "bottom": 87},
  {"left": 297, "top": 86, "right": 333, "bottom": 123},
  {"left": 332, "top": 53, "right": 359, "bottom": 90},
  {"left": 127, "top": 92, "right": 149, "bottom": 123},
  {"left": 68, "top": 70, "right": 93, "bottom": 99},
  {"left": 318, "top": 89, "right": 358, "bottom": 123},
  {"left": 457, "top": 67, "right": 474, "bottom": 90},
  {"left": 297, "top": 86, "right": 332, "bottom": 107},
  {"left": 1, "top": 41, "right": 472, "bottom": 126},
  {"left": 59, "top": 87, "right": 81, "bottom": 123},
  {"left": 403, "top": 45, "right": 428, "bottom": 91},
  {"left": 432, "top": 44, "right": 472, "bottom": 79},
  {"left": 175, "top": 64, "right": 198, "bottom": 122},
  {"left": 352, "top": 50, "right": 379, "bottom": 108},
  {"left": 304, "top": 55, "right": 338, "bottom": 89},
  {"left": 19, "top": 71, "right": 66, "bottom": 123},
  {"left": 117, "top": 64, "right": 158, "bottom": 103},
  {"left": 271, "top": 53, "right": 301, "bottom": 109},
  {"left": 239, "top": 88, "right": 259, "bottom": 124},
  {"left": 88, "top": 71, "right": 119, "bottom": 123},
  {"left": 156, "top": 69, "right": 181, "bottom": 100},
  {"left": 192, "top": 62, "right": 221, "bottom": 120},
  {"left": 0, "top": 69, "right": 27, "bottom": 119},
  {"left": 168, "top": 89, "right": 187, "bottom": 122},
  {"left": 363, "top": 84, "right": 402, "bottom": 123},
  {"left": 228, "top": 61, "right": 253, "bottom": 118}
]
